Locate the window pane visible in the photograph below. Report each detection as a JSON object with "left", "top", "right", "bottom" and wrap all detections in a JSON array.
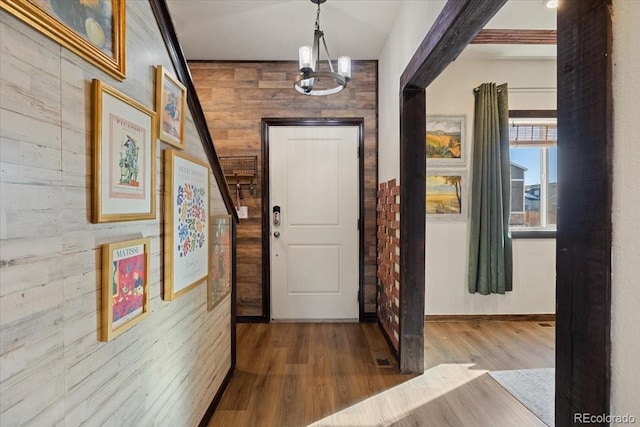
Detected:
[
  {"left": 510, "top": 147, "right": 541, "bottom": 228},
  {"left": 511, "top": 180, "right": 524, "bottom": 212}
]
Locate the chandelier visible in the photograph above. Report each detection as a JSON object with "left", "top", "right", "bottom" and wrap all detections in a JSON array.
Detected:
[{"left": 294, "top": 0, "right": 351, "bottom": 96}]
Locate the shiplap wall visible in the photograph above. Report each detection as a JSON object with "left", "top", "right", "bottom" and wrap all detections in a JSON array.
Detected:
[{"left": 0, "top": 2, "right": 231, "bottom": 425}]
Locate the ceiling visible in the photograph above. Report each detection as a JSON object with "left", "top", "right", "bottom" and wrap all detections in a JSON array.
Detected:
[{"left": 166, "top": 0, "right": 557, "bottom": 62}]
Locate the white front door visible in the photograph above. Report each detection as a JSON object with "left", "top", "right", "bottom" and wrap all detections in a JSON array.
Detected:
[{"left": 269, "top": 126, "right": 359, "bottom": 320}]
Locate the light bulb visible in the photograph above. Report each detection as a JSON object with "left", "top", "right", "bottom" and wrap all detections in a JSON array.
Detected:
[
  {"left": 338, "top": 56, "right": 351, "bottom": 80},
  {"left": 299, "top": 46, "right": 313, "bottom": 72}
]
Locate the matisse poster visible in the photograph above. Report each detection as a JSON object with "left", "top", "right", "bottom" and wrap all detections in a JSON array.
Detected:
[{"left": 101, "top": 237, "right": 150, "bottom": 341}]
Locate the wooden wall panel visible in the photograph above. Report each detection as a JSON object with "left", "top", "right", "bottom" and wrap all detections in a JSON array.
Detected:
[
  {"left": 191, "top": 61, "right": 378, "bottom": 317},
  {"left": 0, "top": 2, "right": 231, "bottom": 425}
]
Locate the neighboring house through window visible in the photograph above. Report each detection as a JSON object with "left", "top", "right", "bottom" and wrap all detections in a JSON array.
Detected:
[{"left": 508, "top": 111, "right": 557, "bottom": 235}]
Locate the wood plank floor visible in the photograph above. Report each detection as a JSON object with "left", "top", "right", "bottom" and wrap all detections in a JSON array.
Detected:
[{"left": 208, "top": 321, "right": 555, "bottom": 427}]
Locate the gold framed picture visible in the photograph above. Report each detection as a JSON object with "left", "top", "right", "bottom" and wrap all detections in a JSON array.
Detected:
[
  {"left": 163, "top": 149, "right": 210, "bottom": 301},
  {"left": 208, "top": 214, "right": 232, "bottom": 311},
  {"left": 156, "top": 65, "right": 187, "bottom": 149},
  {"left": 101, "top": 237, "right": 150, "bottom": 341},
  {"left": 0, "top": 0, "right": 126, "bottom": 80},
  {"left": 92, "top": 79, "right": 156, "bottom": 223}
]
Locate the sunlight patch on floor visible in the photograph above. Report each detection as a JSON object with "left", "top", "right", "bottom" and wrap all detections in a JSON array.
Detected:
[{"left": 307, "top": 363, "right": 485, "bottom": 426}]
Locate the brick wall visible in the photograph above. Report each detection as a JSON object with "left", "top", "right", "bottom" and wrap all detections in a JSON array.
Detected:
[{"left": 377, "top": 179, "right": 400, "bottom": 351}]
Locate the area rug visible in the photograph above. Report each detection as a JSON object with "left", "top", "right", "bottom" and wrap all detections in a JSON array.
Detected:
[{"left": 488, "top": 368, "right": 554, "bottom": 426}]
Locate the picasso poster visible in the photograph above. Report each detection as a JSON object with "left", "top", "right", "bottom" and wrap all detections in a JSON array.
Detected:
[
  {"left": 164, "top": 149, "right": 210, "bottom": 301},
  {"left": 208, "top": 215, "right": 232, "bottom": 311},
  {"left": 156, "top": 65, "right": 186, "bottom": 149},
  {"left": 92, "top": 79, "right": 156, "bottom": 223},
  {"left": 101, "top": 237, "right": 150, "bottom": 341},
  {"left": 0, "top": 0, "right": 126, "bottom": 80}
]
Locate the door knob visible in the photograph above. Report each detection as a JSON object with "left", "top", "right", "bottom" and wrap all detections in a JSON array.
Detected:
[{"left": 273, "top": 231, "right": 280, "bottom": 238}]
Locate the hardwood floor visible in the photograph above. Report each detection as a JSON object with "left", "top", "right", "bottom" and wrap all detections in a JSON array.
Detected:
[{"left": 208, "top": 321, "right": 554, "bottom": 427}]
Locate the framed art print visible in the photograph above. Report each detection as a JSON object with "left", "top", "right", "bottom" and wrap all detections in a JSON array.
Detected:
[
  {"left": 101, "top": 237, "right": 150, "bottom": 341},
  {"left": 426, "top": 115, "right": 466, "bottom": 166},
  {"left": 92, "top": 79, "right": 156, "bottom": 223},
  {"left": 0, "top": 0, "right": 126, "bottom": 80},
  {"left": 208, "top": 214, "right": 232, "bottom": 311},
  {"left": 426, "top": 170, "right": 468, "bottom": 220},
  {"left": 164, "top": 149, "right": 210, "bottom": 301},
  {"left": 156, "top": 65, "right": 186, "bottom": 149}
]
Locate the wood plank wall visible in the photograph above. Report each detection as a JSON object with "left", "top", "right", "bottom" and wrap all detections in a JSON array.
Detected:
[
  {"left": 190, "top": 61, "right": 378, "bottom": 317},
  {"left": 0, "top": 2, "right": 231, "bottom": 425}
]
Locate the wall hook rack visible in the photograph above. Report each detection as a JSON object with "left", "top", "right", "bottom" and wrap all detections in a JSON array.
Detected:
[{"left": 220, "top": 156, "right": 258, "bottom": 196}]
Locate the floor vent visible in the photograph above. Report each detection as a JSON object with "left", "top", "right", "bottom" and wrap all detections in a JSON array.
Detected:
[
  {"left": 371, "top": 351, "right": 394, "bottom": 368},
  {"left": 538, "top": 322, "right": 553, "bottom": 327}
]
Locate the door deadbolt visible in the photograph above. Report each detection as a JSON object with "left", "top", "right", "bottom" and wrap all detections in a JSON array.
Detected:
[{"left": 273, "top": 205, "right": 281, "bottom": 226}]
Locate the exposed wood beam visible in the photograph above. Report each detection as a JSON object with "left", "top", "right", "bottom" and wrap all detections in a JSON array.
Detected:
[
  {"left": 400, "top": 0, "right": 508, "bottom": 90},
  {"left": 397, "top": 0, "right": 507, "bottom": 374},
  {"left": 555, "top": 0, "right": 612, "bottom": 423},
  {"left": 471, "top": 29, "right": 557, "bottom": 45},
  {"left": 399, "top": 87, "right": 426, "bottom": 373}
]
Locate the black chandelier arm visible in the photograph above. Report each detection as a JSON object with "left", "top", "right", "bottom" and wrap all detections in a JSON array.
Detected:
[
  {"left": 320, "top": 33, "right": 336, "bottom": 73},
  {"left": 293, "top": 71, "right": 347, "bottom": 96}
]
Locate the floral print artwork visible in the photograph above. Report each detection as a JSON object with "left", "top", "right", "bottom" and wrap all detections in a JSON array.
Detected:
[{"left": 176, "top": 183, "right": 207, "bottom": 258}]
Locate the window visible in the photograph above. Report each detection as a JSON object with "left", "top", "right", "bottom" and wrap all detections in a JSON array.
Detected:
[{"left": 508, "top": 117, "right": 557, "bottom": 233}]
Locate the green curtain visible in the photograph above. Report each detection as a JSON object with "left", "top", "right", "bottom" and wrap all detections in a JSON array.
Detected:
[{"left": 468, "top": 83, "right": 512, "bottom": 295}]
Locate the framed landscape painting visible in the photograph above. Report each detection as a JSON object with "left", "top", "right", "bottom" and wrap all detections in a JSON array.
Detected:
[
  {"left": 426, "top": 171, "right": 467, "bottom": 220},
  {"left": 0, "top": 0, "right": 126, "bottom": 80},
  {"left": 208, "top": 215, "right": 232, "bottom": 311},
  {"left": 164, "top": 149, "right": 210, "bottom": 301},
  {"left": 426, "top": 115, "right": 466, "bottom": 166},
  {"left": 156, "top": 65, "right": 186, "bottom": 149},
  {"left": 92, "top": 79, "right": 156, "bottom": 223},
  {"left": 101, "top": 237, "right": 150, "bottom": 341}
]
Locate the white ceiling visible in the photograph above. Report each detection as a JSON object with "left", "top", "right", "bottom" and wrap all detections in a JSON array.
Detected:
[{"left": 166, "top": 0, "right": 557, "bottom": 62}]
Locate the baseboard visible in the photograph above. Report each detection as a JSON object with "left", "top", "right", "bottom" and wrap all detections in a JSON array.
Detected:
[
  {"left": 198, "top": 366, "right": 234, "bottom": 427},
  {"left": 425, "top": 314, "right": 556, "bottom": 323},
  {"left": 237, "top": 315, "right": 269, "bottom": 323}
]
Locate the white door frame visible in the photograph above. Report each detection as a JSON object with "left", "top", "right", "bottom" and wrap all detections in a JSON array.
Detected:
[{"left": 261, "top": 118, "right": 365, "bottom": 322}]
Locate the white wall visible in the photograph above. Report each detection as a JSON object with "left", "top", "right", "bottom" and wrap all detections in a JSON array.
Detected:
[
  {"left": 378, "top": 3, "right": 556, "bottom": 315},
  {"left": 378, "top": 0, "right": 446, "bottom": 183},
  {"left": 425, "top": 57, "right": 556, "bottom": 315},
  {"left": 0, "top": 2, "right": 231, "bottom": 425},
  {"left": 611, "top": 0, "right": 640, "bottom": 420}
]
